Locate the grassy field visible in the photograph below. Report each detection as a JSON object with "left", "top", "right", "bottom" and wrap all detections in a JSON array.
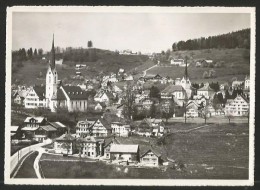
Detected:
[
  {"left": 14, "top": 151, "right": 38, "bottom": 178},
  {"left": 39, "top": 123, "right": 249, "bottom": 179},
  {"left": 11, "top": 112, "right": 28, "bottom": 126},
  {"left": 147, "top": 48, "right": 250, "bottom": 83}
]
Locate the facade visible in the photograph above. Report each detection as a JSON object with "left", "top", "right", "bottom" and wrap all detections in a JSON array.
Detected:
[
  {"left": 140, "top": 149, "right": 161, "bottom": 166},
  {"left": 225, "top": 95, "right": 249, "bottom": 116},
  {"left": 54, "top": 133, "right": 76, "bottom": 155},
  {"left": 111, "top": 122, "right": 131, "bottom": 137},
  {"left": 170, "top": 59, "right": 184, "bottom": 65},
  {"left": 244, "top": 75, "right": 250, "bottom": 90},
  {"left": 197, "top": 83, "right": 215, "bottom": 99},
  {"left": 110, "top": 144, "right": 139, "bottom": 163},
  {"left": 161, "top": 85, "right": 186, "bottom": 100},
  {"left": 76, "top": 119, "right": 95, "bottom": 137},
  {"left": 91, "top": 118, "right": 112, "bottom": 137},
  {"left": 186, "top": 101, "right": 200, "bottom": 118},
  {"left": 24, "top": 86, "right": 47, "bottom": 109},
  {"left": 78, "top": 136, "right": 104, "bottom": 158}
]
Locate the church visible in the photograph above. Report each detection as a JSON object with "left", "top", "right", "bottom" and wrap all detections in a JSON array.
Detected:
[{"left": 24, "top": 36, "right": 88, "bottom": 112}]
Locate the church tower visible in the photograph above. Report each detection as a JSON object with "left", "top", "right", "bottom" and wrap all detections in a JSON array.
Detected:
[
  {"left": 46, "top": 34, "right": 58, "bottom": 108},
  {"left": 180, "top": 57, "right": 192, "bottom": 98}
]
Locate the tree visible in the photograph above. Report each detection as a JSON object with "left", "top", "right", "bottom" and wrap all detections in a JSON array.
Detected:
[
  {"left": 38, "top": 48, "right": 43, "bottom": 56},
  {"left": 33, "top": 48, "right": 38, "bottom": 57},
  {"left": 122, "top": 83, "right": 135, "bottom": 121},
  {"left": 150, "top": 86, "right": 160, "bottom": 99},
  {"left": 87, "top": 41, "right": 93, "bottom": 48},
  {"left": 200, "top": 99, "right": 210, "bottom": 124},
  {"left": 161, "top": 100, "right": 175, "bottom": 123},
  {"left": 150, "top": 102, "right": 157, "bottom": 118}
]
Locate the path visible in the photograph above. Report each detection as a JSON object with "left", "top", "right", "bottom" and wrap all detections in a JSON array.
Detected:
[
  {"left": 142, "top": 64, "right": 157, "bottom": 77},
  {"left": 33, "top": 148, "right": 45, "bottom": 179}
]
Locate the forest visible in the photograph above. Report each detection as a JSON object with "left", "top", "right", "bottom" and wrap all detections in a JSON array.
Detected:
[{"left": 172, "top": 28, "right": 250, "bottom": 51}]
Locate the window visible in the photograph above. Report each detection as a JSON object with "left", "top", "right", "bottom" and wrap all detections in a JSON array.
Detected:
[{"left": 49, "top": 76, "right": 51, "bottom": 83}]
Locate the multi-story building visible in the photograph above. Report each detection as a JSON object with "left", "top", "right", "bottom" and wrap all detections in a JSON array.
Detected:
[
  {"left": 78, "top": 136, "right": 104, "bottom": 158},
  {"left": 225, "top": 95, "right": 249, "bottom": 116},
  {"left": 111, "top": 122, "right": 131, "bottom": 137},
  {"left": 91, "top": 118, "right": 112, "bottom": 137},
  {"left": 76, "top": 119, "right": 95, "bottom": 137}
]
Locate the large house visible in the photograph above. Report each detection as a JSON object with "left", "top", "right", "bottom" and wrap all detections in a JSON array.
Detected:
[
  {"left": 76, "top": 119, "right": 95, "bottom": 137},
  {"left": 21, "top": 117, "right": 58, "bottom": 142},
  {"left": 170, "top": 58, "right": 184, "bottom": 65},
  {"left": 24, "top": 36, "right": 89, "bottom": 112},
  {"left": 109, "top": 144, "right": 140, "bottom": 163},
  {"left": 111, "top": 121, "right": 131, "bottom": 137},
  {"left": 225, "top": 95, "right": 249, "bottom": 116},
  {"left": 135, "top": 118, "right": 167, "bottom": 137},
  {"left": 140, "top": 148, "right": 162, "bottom": 166},
  {"left": 197, "top": 83, "right": 215, "bottom": 99},
  {"left": 91, "top": 118, "right": 112, "bottom": 137},
  {"left": 160, "top": 85, "right": 186, "bottom": 100},
  {"left": 78, "top": 136, "right": 104, "bottom": 158},
  {"left": 54, "top": 133, "right": 77, "bottom": 155}
]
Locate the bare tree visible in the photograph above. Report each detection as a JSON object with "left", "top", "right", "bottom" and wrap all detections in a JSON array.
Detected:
[{"left": 122, "top": 82, "right": 135, "bottom": 121}]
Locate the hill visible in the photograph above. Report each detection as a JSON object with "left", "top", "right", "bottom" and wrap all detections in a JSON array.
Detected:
[
  {"left": 147, "top": 48, "right": 250, "bottom": 83},
  {"left": 11, "top": 49, "right": 149, "bottom": 86}
]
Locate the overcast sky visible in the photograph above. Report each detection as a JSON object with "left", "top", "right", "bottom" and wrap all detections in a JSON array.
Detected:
[{"left": 12, "top": 12, "right": 250, "bottom": 53}]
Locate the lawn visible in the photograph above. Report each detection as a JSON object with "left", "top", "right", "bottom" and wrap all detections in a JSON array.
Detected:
[
  {"left": 39, "top": 123, "right": 249, "bottom": 179},
  {"left": 14, "top": 151, "right": 38, "bottom": 178}
]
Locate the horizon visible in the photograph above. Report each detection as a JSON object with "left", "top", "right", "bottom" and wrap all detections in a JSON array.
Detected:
[{"left": 12, "top": 12, "right": 250, "bottom": 54}]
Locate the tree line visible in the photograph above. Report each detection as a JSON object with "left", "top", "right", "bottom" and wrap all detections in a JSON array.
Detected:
[
  {"left": 172, "top": 28, "right": 250, "bottom": 51},
  {"left": 12, "top": 48, "right": 44, "bottom": 62}
]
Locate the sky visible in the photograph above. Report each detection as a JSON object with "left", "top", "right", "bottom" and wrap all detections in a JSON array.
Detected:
[{"left": 12, "top": 12, "right": 251, "bottom": 53}]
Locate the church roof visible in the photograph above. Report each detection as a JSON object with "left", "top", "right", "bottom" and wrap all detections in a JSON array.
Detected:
[
  {"left": 51, "top": 88, "right": 66, "bottom": 100},
  {"left": 33, "top": 86, "right": 45, "bottom": 100},
  {"left": 198, "top": 83, "right": 214, "bottom": 92},
  {"left": 62, "top": 85, "right": 89, "bottom": 100}
]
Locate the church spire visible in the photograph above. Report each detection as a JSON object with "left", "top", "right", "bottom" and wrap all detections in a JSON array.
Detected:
[
  {"left": 50, "top": 34, "right": 55, "bottom": 70},
  {"left": 184, "top": 56, "right": 188, "bottom": 79}
]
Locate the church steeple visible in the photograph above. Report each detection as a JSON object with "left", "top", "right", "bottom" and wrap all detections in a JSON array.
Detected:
[
  {"left": 50, "top": 34, "right": 55, "bottom": 70},
  {"left": 184, "top": 56, "right": 188, "bottom": 79}
]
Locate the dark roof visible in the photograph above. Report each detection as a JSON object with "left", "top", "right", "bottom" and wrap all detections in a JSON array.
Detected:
[
  {"left": 99, "top": 118, "right": 111, "bottom": 129},
  {"left": 62, "top": 85, "right": 89, "bottom": 100},
  {"left": 51, "top": 89, "right": 66, "bottom": 100},
  {"left": 49, "top": 122, "right": 67, "bottom": 129},
  {"left": 140, "top": 148, "right": 161, "bottom": 158},
  {"left": 161, "top": 85, "right": 184, "bottom": 93},
  {"left": 33, "top": 86, "right": 45, "bottom": 100}
]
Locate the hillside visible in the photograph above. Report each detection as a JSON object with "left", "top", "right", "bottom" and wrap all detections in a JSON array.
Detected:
[
  {"left": 147, "top": 48, "right": 250, "bottom": 83},
  {"left": 11, "top": 50, "right": 149, "bottom": 86}
]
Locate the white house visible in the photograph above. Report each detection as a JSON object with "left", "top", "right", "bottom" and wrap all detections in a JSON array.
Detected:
[
  {"left": 91, "top": 118, "right": 112, "bottom": 137},
  {"left": 197, "top": 83, "right": 215, "bottom": 99},
  {"left": 111, "top": 122, "right": 131, "bottom": 137},
  {"left": 140, "top": 149, "right": 161, "bottom": 166},
  {"left": 225, "top": 95, "right": 249, "bottom": 116},
  {"left": 244, "top": 75, "right": 250, "bottom": 90},
  {"left": 24, "top": 86, "right": 47, "bottom": 109},
  {"left": 76, "top": 119, "right": 95, "bottom": 138},
  {"left": 171, "top": 59, "right": 184, "bottom": 65}
]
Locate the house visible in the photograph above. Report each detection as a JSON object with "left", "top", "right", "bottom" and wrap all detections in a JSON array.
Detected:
[
  {"left": 225, "top": 95, "right": 249, "bottom": 116},
  {"left": 21, "top": 117, "right": 57, "bottom": 142},
  {"left": 54, "top": 133, "right": 77, "bottom": 155},
  {"left": 76, "top": 119, "right": 95, "bottom": 137},
  {"left": 91, "top": 118, "right": 112, "bottom": 137},
  {"left": 161, "top": 85, "right": 186, "bottom": 100},
  {"left": 78, "top": 136, "right": 104, "bottom": 158},
  {"left": 124, "top": 75, "right": 134, "bottom": 81},
  {"left": 103, "top": 138, "right": 120, "bottom": 159},
  {"left": 171, "top": 59, "right": 184, "bottom": 65},
  {"left": 49, "top": 121, "right": 67, "bottom": 135},
  {"left": 142, "top": 118, "right": 168, "bottom": 137},
  {"left": 140, "top": 148, "right": 162, "bottom": 166},
  {"left": 220, "top": 83, "right": 229, "bottom": 90},
  {"left": 24, "top": 86, "right": 47, "bottom": 109},
  {"left": 111, "top": 121, "right": 131, "bottom": 137},
  {"left": 94, "top": 91, "right": 115, "bottom": 105},
  {"left": 197, "top": 83, "right": 215, "bottom": 99},
  {"left": 10, "top": 126, "right": 20, "bottom": 140},
  {"left": 13, "top": 90, "right": 28, "bottom": 105},
  {"left": 232, "top": 80, "right": 244, "bottom": 89},
  {"left": 185, "top": 101, "right": 200, "bottom": 118},
  {"left": 55, "top": 59, "right": 63, "bottom": 65},
  {"left": 244, "top": 75, "right": 250, "bottom": 90},
  {"left": 94, "top": 102, "right": 106, "bottom": 112},
  {"left": 141, "top": 98, "right": 153, "bottom": 110},
  {"left": 109, "top": 144, "right": 139, "bottom": 163}
]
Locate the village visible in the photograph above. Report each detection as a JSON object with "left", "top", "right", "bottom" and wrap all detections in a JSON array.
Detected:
[{"left": 9, "top": 34, "right": 251, "bottom": 179}]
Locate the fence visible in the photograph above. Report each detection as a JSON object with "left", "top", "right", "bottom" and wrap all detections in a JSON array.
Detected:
[{"left": 10, "top": 139, "right": 52, "bottom": 175}]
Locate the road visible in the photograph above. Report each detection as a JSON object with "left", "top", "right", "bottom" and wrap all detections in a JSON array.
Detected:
[{"left": 142, "top": 64, "right": 158, "bottom": 77}]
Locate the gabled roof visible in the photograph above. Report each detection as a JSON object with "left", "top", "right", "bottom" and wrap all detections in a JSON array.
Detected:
[
  {"left": 33, "top": 86, "right": 45, "bottom": 100},
  {"left": 24, "top": 117, "right": 46, "bottom": 123},
  {"left": 62, "top": 85, "right": 89, "bottom": 100},
  {"left": 51, "top": 88, "right": 66, "bottom": 100},
  {"left": 110, "top": 144, "right": 139, "bottom": 153},
  {"left": 78, "top": 136, "right": 104, "bottom": 143},
  {"left": 55, "top": 133, "right": 76, "bottom": 141},
  {"left": 49, "top": 122, "right": 67, "bottom": 129},
  {"left": 38, "top": 125, "right": 57, "bottom": 132},
  {"left": 11, "top": 126, "right": 19, "bottom": 132},
  {"left": 140, "top": 148, "right": 161, "bottom": 158},
  {"left": 161, "top": 85, "right": 184, "bottom": 93},
  {"left": 93, "top": 118, "right": 111, "bottom": 129}
]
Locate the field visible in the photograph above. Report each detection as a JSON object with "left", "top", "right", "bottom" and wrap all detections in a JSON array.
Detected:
[
  {"left": 14, "top": 151, "right": 38, "bottom": 178},
  {"left": 147, "top": 48, "right": 250, "bottom": 83},
  {"left": 39, "top": 123, "right": 249, "bottom": 179}
]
